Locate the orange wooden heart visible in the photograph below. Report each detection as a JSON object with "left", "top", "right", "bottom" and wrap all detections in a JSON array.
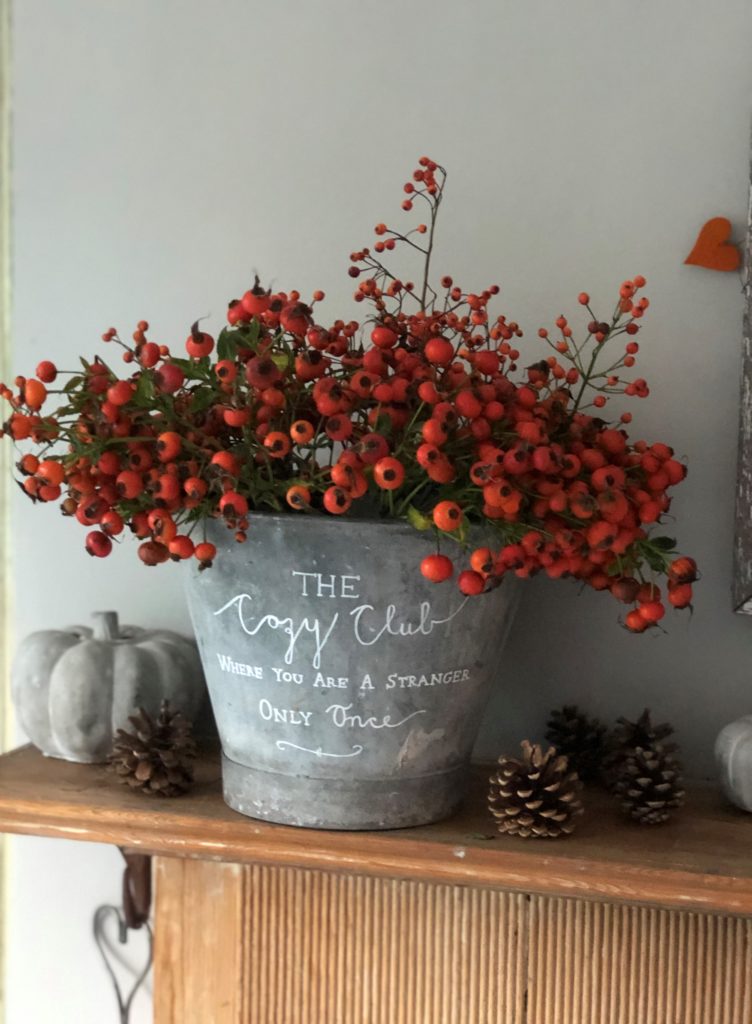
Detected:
[{"left": 684, "top": 217, "right": 740, "bottom": 271}]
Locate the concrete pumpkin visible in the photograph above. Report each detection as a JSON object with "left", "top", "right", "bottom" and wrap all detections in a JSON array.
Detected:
[
  {"left": 715, "top": 715, "right": 752, "bottom": 812},
  {"left": 11, "top": 611, "right": 206, "bottom": 763}
]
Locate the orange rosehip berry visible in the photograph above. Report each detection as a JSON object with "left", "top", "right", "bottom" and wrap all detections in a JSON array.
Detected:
[
  {"left": 432, "top": 500, "right": 463, "bottom": 532},
  {"left": 219, "top": 491, "right": 249, "bottom": 519},
  {"left": 624, "top": 609, "right": 649, "bottom": 633},
  {"left": 286, "top": 484, "right": 311, "bottom": 510},
  {"left": 85, "top": 531, "right": 113, "bottom": 558},
  {"left": 168, "top": 535, "right": 195, "bottom": 560},
  {"left": 424, "top": 337, "right": 454, "bottom": 366},
  {"left": 107, "top": 380, "right": 134, "bottom": 406},
  {"left": 185, "top": 325, "right": 214, "bottom": 358},
  {"left": 116, "top": 469, "right": 144, "bottom": 499},
  {"left": 215, "top": 359, "right": 237, "bottom": 383},
  {"left": 458, "top": 570, "right": 485, "bottom": 595},
  {"left": 100, "top": 510, "right": 125, "bottom": 536},
  {"left": 668, "top": 582, "right": 693, "bottom": 608},
  {"left": 156, "top": 431, "right": 182, "bottom": 462},
  {"left": 668, "top": 556, "right": 698, "bottom": 584},
  {"left": 420, "top": 554, "right": 454, "bottom": 583},
  {"left": 36, "top": 459, "right": 65, "bottom": 487},
  {"left": 19, "top": 453, "right": 39, "bottom": 475},
  {"left": 211, "top": 451, "right": 240, "bottom": 476},
  {"left": 23, "top": 379, "right": 47, "bottom": 409},
  {"left": 264, "top": 431, "right": 291, "bottom": 459},
  {"left": 223, "top": 407, "right": 250, "bottom": 428},
  {"left": 470, "top": 547, "right": 494, "bottom": 575},
  {"left": 194, "top": 542, "right": 217, "bottom": 565},
  {"left": 373, "top": 457, "right": 405, "bottom": 491},
  {"left": 638, "top": 601, "right": 665, "bottom": 623},
  {"left": 184, "top": 476, "right": 208, "bottom": 500},
  {"left": 290, "top": 420, "right": 315, "bottom": 444},
  {"left": 35, "top": 361, "right": 57, "bottom": 383},
  {"left": 371, "top": 325, "right": 398, "bottom": 349},
  {"left": 138, "top": 540, "right": 170, "bottom": 566},
  {"left": 147, "top": 510, "right": 177, "bottom": 544},
  {"left": 323, "top": 485, "right": 352, "bottom": 515}
]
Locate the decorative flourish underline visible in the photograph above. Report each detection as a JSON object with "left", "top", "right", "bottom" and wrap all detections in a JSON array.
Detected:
[{"left": 275, "top": 740, "right": 364, "bottom": 759}]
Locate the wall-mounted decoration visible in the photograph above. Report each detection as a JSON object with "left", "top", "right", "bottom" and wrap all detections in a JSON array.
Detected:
[{"left": 684, "top": 217, "right": 741, "bottom": 272}]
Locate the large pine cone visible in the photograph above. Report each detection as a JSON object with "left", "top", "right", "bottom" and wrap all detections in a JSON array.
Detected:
[
  {"left": 602, "top": 708, "right": 677, "bottom": 791},
  {"left": 109, "top": 701, "right": 197, "bottom": 797},
  {"left": 545, "top": 705, "right": 607, "bottom": 782},
  {"left": 488, "top": 741, "right": 584, "bottom": 839},
  {"left": 613, "top": 743, "right": 685, "bottom": 825}
]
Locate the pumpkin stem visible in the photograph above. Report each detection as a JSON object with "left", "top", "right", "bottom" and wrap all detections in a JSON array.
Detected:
[{"left": 92, "top": 611, "right": 120, "bottom": 641}]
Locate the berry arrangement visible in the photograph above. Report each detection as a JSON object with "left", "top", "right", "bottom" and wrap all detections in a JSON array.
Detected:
[{"left": 0, "top": 158, "right": 696, "bottom": 631}]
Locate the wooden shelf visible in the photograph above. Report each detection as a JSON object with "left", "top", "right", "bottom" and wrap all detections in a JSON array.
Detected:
[{"left": 0, "top": 744, "right": 751, "bottom": 916}]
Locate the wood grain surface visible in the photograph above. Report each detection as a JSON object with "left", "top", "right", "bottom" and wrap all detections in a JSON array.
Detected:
[
  {"left": 153, "top": 859, "right": 752, "bottom": 1024},
  {"left": 1, "top": 745, "right": 751, "bottom": 915}
]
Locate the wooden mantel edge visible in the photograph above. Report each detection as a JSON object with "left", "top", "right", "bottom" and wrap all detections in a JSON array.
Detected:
[{"left": 0, "top": 802, "right": 749, "bottom": 918}]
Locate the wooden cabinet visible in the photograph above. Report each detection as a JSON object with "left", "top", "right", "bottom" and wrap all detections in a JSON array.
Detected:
[{"left": 1, "top": 747, "right": 752, "bottom": 1023}]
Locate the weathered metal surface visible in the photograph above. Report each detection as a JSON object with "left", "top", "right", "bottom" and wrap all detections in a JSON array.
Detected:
[
  {"left": 184, "top": 515, "right": 518, "bottom": 830},
  {"left": 733, "top": 139, "right": 752, "bottom": 612}
]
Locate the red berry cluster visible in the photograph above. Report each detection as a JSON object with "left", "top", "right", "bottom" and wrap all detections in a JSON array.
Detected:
[{"left": 0, "top": 158, "right": 695, "bottom": 630}]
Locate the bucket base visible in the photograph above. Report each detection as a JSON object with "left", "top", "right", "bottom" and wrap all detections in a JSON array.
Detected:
[{"left": 221, "top": 752, "right": 468, "bottom": 831}]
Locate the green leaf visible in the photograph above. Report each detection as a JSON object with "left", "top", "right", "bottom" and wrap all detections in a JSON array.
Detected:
[
  {"left": 217, "top": 328, "right": 239, "bottom": 362},
  {"left": 407, "top": 505, "right": 432, "bottom": 531},
  {"left": 63, "top": 375, "right": 83, "bottom": 394},
  {"left": 233, "top": 318, "right": 261, "bottom": 351},
  {"left": 189, "top": 387, "right": 216, "bottom": 414},
  {"left": 133, "top": 372, "right": 155, "bottom": 405},
  {"left": 271, "top": 352, "right": 291, "bottom": 371},
  {"left": 643, "top": 550, "right": 666, "bottom": 573},
  {"left": 374, "top": 413, "right": 393, "bottom": 438},
  {"left": 650, "top": 536, "right": 677, "bottom": 552}
]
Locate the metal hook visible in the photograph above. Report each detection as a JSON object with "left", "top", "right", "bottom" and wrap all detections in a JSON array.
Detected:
[
  {"left": 92, "top": 850, "right": 154, "bottom": 1023},
  {"left": 93, "top": 906, "right": 153, "bottom": 1024}
]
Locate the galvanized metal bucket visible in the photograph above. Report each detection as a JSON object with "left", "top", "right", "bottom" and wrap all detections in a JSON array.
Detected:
[{"left": 184, "top": 514, "right": 518, "bottom": 830}]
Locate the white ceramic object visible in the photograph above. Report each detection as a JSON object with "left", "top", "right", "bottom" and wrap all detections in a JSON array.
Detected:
[
  {"left": 715, "top": 715, "right": 752, "bottom": 812},
  {"left": 11, "top": 610, "right": 205, "bottom": 763}
]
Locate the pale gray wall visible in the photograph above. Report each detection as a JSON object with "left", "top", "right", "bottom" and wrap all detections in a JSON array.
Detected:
[{"left": 7, "top": 1, "right": 752, "bottom": 1020}]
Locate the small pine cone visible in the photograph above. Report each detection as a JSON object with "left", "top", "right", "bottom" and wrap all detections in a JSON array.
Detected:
[
  {"left": 602, "top": 708, "right": 677, "bottom": 791},
  {"left": 613, "top": 743, "right": 685, "bottom": 825},
  {"left": 488, "top": 741, "right": 584, "bottom": 839},
  {"left": 545, "top": 705, "right": 607, "bottom": 781},
  {"left": 109, "top": 700, "right": 197, "bottom": 798}
]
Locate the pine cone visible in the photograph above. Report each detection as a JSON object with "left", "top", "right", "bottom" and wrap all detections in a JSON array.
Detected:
[
  {"left": 488, "top": 741, "right": 584, "bottom": 839},
  {"left": 545, "top": 705, "right": 607, "bottom": 781},
  {"left": 109, "top": 701, "right": 197, "bottom": 797},
  {"left": 602, "top": 708, "right": 677, "bottom": 791},
  {"left": 613, "top": 743, "right": 685, "bottom": 825}
]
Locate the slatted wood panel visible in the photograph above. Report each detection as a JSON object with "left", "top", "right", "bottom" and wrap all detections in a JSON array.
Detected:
[
  {"left": 527, "top": 896, "right": 752, "bottom": 1024},
  {"left": 154, "top": 857, "right": 752, "bottom": 1024},
  {"left": 243, "top": 865, "right": 527, "bottom": 1024}
]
